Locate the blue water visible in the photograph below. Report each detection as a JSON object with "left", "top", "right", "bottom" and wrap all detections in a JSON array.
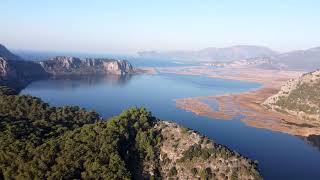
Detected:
[
  {"left": 129, "top": 57, "right": 197, "bottom": 67},
  {"left": 21, "top": 73, "right": 320, "bottom": 180},
  {"left": 15, "top": 50, "right": 198, "bottom": 67}
]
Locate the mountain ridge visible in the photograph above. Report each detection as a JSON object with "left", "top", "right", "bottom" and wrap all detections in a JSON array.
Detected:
[
  {"left": 0, "top": 44, "right": 22, "bottom": 61},
  {"left": 139, "top": 45, "right": 320, "bottom": 71},
  {"left": 39, "top": 56, "right": 134, "bottom": 76},
  {"left": 138, "top": 45, "right": 278, "bottom": 62}
]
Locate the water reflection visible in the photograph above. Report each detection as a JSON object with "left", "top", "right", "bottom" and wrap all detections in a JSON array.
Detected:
[{"left": 25, "top": 74, "right": 133, "bottom": 90}]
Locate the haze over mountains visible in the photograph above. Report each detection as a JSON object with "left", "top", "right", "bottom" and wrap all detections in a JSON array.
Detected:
[
  {"left": 139, "top": 45, "right": 320, "bottom": 71},
  {"left": 139, "top": 45, "right": 278, "bottom": 62},
  {"left": 269, "top": 47, "right": 320, "bottom": 71},
  {"left": 2, "top": 43, "right": 320, "bottom": 71}
]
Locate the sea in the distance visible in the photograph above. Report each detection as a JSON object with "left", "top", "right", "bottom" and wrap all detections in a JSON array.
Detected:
[{"left": 20, "top": 65, "right": 320, "bottom": 180}]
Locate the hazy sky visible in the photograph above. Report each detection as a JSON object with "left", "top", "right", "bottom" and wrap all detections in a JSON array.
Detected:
[{"left": 0, "top": 0, "right": 319, "bottom": 54}]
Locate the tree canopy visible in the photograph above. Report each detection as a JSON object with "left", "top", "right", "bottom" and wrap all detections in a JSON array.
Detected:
[{"left": 0, "top": 89, "right": 161, "bottom": 179}]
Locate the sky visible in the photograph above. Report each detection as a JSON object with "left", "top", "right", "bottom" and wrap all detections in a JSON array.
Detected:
[{"left": 0, "top": 0, "right": 320, "bottom": 54}]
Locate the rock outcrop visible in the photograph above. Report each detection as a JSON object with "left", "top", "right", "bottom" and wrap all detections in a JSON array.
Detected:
[
  {"left": 0, "top": 44, "right": 136, "bottom": 90},
  {"left": 39, "top": 56, "right": 134, "bottom": 76},
  {"left": 0, "top": 57, "right": 14, "bottom": 78},
  {"left": 0, "top": 57, "right": 49, "bottom": 89},
  {"left": 155, "top": 121, "right": 261, "bottom": 180},
  {"left": 263, "top": 70, "right": 320, "bottom": 121}
]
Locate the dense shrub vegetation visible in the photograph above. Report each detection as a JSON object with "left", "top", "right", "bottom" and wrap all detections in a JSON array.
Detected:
[
  {"left": 275, "top": 81, "right": 320, "bottom": 115},
  {"left": 0, "top": 86, "right": 261, "bottom": 179},
  {"left": 0, "top": 86, "right": 16, "bottom": 95},
  {"left": 179, "top": 144, "right": 213, "bottom": 161},
  {"left": 0, "top": 89, "right": 161, "bottom": 179}
]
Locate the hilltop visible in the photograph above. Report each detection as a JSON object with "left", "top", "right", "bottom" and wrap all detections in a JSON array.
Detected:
[
  {"left": 263, "top": 70, "right": 320, "bottom": 122},
  {"left": 0, "top": 44, "right": 22, "bottom": 61}
]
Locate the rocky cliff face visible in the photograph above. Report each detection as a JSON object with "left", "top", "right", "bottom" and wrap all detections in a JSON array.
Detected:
[
  {"left": 39, "top": 56, "right": 134, "bottom": 75},
  {"left": 0, "top": 57, "right": 49, "bottom": 89},
  {"left": 0, "top": 57, "right": 14, "bottom": 78},
  {"left": 263, "top": 70, "right": 320, "bottom": 121},
  {"left": 0, "top": 44, "right": 136, "bottom": 90},
  {"left": 0, "top": 44, "right": 48, "bottom": 89}
]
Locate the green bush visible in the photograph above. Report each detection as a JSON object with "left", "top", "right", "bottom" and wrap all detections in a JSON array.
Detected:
[
  {"left": 179, "top": 144, "right": 214, "bottom": 162},
  {"left": 0, "top": 91, "right": 161, "bottom": 179}
]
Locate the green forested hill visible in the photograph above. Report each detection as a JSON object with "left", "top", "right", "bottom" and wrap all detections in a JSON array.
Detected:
[
  {"left": 0, "top": 86, "right": 261, "bottom": 180},
  {"left": 0, "top": 87, "right": 160, "bottom": 179}
]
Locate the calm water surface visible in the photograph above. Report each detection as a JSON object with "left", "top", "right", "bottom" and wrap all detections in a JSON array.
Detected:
[{"left": 21, "top": 73, "right": 320, "bottom": 180}]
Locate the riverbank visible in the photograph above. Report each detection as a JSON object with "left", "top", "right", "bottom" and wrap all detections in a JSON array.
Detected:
[{"left": 157, "top": 66, "right": 320, "bottom": 137}]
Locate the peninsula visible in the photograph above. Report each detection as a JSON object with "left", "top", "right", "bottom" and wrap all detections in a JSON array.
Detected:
[{"left": 0, "top": 86, "right": 261, "bottom": 179}]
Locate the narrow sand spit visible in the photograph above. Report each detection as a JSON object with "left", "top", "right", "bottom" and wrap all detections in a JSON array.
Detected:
[{"left": 159, "top": 66, "right": 320, "bottom": 137}]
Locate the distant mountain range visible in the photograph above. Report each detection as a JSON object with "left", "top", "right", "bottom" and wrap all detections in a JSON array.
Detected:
[
  {"left": 269, "top": 47, "right": 320, "bottom": 71},
  {"left": 139, "top": 45, "right": 320, "bottom": 71},
  {"left": 3, "top": 44, "right": 320, "bottom": 71},
  {"left": 138, "top": 45, "right": 277, "bottom": 62}
]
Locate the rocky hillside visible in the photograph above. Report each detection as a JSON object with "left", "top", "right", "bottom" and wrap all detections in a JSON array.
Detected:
[
  {"left": 0, "top": 44, "right": 136, "bottom": 89},
  {"left": 0, "top": 88, "right": 261, "bottom": 179},
  {"left": 263, "top": 70, "right": 320, "bottom": 121},
  {"left": 0, "top": 44, "right": 48, "bottom": 86},
  {"left": 39, "top": 56, "right": 134, "bottom": 76},
  {"left": 0, "top": 57, "right": 49, "bottom": 89},
  {"left": 156, "top": 121, "right": 261, "bottom": 180},
  {"left": 0, "top": 44, "right": 22, "bottom": 61}
]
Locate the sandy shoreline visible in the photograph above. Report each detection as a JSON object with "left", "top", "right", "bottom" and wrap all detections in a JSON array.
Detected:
[{"left": 156, "top": 66, "right": 320, "bottom": 137}]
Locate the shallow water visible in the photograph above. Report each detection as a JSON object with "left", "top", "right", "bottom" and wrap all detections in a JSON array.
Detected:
[{"left": 21, "top": 73, "right": 320, "bottom": 180}]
